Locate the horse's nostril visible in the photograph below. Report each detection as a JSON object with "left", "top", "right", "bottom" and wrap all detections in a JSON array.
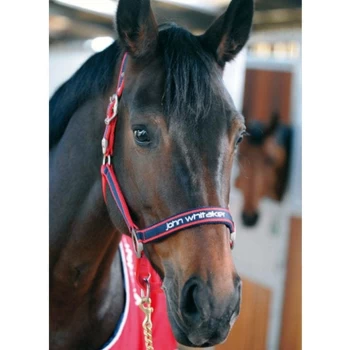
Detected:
[
  {"left": 242, "top": 211, "right": 259, "bottom": 226},
  {"left": 180, "top": 277, "right": 208, "bottom": 326},
  {"left": 183, "top": 284, "right": 197, "bottom": 316},
  {"left": 234, "top": 275, "right": 242, "bottom": 290},
  {"left": 232, "top": 275, "right": 242, "bottom": 315}
]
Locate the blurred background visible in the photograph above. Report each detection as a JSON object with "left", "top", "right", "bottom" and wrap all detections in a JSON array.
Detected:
[{"left": 49, "top": 1, "right": 302, "bottom": 349}]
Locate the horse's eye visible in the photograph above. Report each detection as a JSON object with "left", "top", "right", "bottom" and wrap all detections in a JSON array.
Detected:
[
  {"left": 236, "top": 136, "right": 244, "bottom": 145},
  {"left": 235, "top": 131, "right": 246, "bottom": 147},
  {"left": 133, "top": 129, "right": 151, "bottom": 145}
]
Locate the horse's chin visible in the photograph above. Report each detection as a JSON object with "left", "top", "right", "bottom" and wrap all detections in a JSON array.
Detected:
[
  {"left": 162, "top": 276, "right": 240, "bottom": 347},
  {"left": 170, "top": 319, "right": 231, "bottom": 348},
  {"left": 166, "top": 305, "right": 233, "bottom": 348}
]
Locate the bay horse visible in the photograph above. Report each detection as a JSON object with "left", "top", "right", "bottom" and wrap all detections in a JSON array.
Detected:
[
  {"left": 235, "top": 112, "right": 292, "bottom": 226},
  {"left": 49, "top": 0, "right": 254, "bottom": 348}
]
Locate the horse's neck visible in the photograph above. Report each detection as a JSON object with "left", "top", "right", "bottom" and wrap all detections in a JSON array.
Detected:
[
  {"left": 49, "top": 95, "right": 126, "bottom": 347},
  {"left": 50, "top": 94, "right": 117, "bottom": 266}
]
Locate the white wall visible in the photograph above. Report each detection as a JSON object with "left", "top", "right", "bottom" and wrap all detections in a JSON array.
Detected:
[
  {"left": 227, "top": 32, "right": 302, "bottom": 350},
  {"left": 50, "top": 42, "right": 95, "bottom": 97},
  {"left": 223, "top": 48, "right": 248, "bottom": 113}
]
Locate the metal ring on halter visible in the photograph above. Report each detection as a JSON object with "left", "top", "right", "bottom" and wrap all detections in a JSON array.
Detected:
[
  {"left": 132, "top": 228, "right": 144, "bottom": 258},
  {"left": 109, "top": 93, "right": 117, "bottom": 103},
  {"left": 105, "top": 115, "right": 116, "bottom": 125},
  {"left": 230, "top": 229, "right": 236, "bottom": 250},
  {"left": 105, "top": 95, "right": 118, "bottom": 125},
  {"left": 231, "top": 229, "right": 236, "bottom": 242},
  {"left": 102, "top": 155, "right": 111, "bottom": 165}
]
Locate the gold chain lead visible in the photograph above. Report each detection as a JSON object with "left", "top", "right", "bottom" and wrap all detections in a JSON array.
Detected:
[{"left": 138, "top": 296, "right": 154, "bottom": 350}]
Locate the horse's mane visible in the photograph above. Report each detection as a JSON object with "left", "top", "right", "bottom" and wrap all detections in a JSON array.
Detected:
[{"left": 49, "top": 41, "right": 121, "bottom": 149}]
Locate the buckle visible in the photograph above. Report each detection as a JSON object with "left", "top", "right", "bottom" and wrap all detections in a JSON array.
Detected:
[
  {"left": 101, "top": 138, "right": 108, "bottom": 155},
  {"left": 105, "top": 94, "right": 118, "bottom": 125},
  {"left": 230, "top": 227, "right": 236, "bottom": 250},
  {"left": 132, "top": 228, "right": 143, "bottom": 258}
]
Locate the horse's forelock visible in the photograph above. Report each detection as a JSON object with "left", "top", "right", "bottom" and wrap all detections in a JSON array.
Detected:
[{"left": 158, "top": 26, "right": 228, "bottom": 128}]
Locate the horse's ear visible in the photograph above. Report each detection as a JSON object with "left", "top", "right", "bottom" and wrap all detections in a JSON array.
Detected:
[
  {"left": 200, "top": 0, "right": 254, "bottom": 66},
  {"left": 264, "top": 112, "right": 280, "bottom": 137},
  {"left": 116, "top": 0, "right": 158, "bottom": 59}
]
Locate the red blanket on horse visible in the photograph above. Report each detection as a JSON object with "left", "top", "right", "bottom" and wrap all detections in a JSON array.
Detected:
[{"left": 101, "top": 235, "right": 177, "bottom": 350}]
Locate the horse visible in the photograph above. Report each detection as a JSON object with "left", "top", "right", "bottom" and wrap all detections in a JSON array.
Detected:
[
  {"left": 49, "top": 0, "right": 254, "bottom": 348},
  {"left": 235, "top": 112, "right": 292, "bottom": 226}
]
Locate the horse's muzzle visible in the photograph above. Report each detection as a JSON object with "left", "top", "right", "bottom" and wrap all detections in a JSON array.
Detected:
[
  {"left": 168, "top": 275, "right": 242, "bottom": 347},
  {"left": 242, "top": 211, "right": 259, "bottom": 227}
]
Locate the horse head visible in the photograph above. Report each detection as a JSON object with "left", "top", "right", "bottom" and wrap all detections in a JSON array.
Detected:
[
  {"left": 236, "top": 112, "right": 292, "bottom": 227},
  {"left": 105, "top": 0, "right": 254, "bottom": 346}
]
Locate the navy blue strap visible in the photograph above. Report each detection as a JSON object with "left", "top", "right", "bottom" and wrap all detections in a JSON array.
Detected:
[{"left": 135, "top": 208, "right": 235, "bottom": 243}]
